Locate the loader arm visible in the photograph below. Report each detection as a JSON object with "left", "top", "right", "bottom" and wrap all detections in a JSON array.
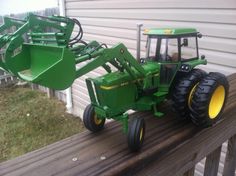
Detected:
[
  {"left": 0, "top": 13, "right": 147, "bottom": 90},
  {"left": 0, "top": 17, "right": 26, "bottom": 48},
  {"left": 0, "top": 16, "right": 25, "bottom": 32},
  {"left": 75, "top": 43, "right": 147, "bottom": 82}
]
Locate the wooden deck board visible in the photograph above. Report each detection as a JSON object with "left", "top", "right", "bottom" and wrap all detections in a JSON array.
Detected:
[{"left": 0, "top": 73, "right": 236, "bottom": 176}]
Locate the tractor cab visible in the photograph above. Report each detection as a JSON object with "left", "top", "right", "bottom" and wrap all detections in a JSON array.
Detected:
[{"left": 143, "top": 28, "right": 203, "bottom": 88}]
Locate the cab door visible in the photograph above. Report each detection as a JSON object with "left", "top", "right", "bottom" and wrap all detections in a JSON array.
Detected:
[
  {"left": 160, "top": 63, "right": 179, "bottom": 85},
  {"left": 158, "top": 38, "right": 180, "bottom": 91}
]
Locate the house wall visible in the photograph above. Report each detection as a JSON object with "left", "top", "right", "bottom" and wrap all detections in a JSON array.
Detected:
[
  {"left": 63, "top": 1, "right": 236, "bottom": 174},
  {"left": 64, "top": 0, "right": 236, "bottom": 116}
]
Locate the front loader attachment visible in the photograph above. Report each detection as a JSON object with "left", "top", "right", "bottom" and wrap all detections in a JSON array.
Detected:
[
  {"left": 8, "top": 44, "right": 76, "bottom": 90},
  {"left": 0, "top": 13, "right": 79, "bottom": 90}
]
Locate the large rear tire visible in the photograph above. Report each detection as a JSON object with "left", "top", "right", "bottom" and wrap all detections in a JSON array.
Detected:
[
  {"left": 172, "top": 69, "right": 206, "bottom": 120},
  {"left": 190, "top": 72, "right": 229, "bottom": 127},
  {"left": 83, "top": 104, "right": 105, "bottom": 132}
]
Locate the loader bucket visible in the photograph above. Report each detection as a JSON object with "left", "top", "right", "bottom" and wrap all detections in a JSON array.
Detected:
[{"left": 7, "top": 44, "right": 76, "bottom": 90}]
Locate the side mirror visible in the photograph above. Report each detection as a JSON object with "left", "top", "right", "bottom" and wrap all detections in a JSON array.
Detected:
[
  {"left": 201, "top": 55, "right": 205, "bottom": 60},
  {"left": 182, "top": 38, "right": 188, "bottom": 46}
]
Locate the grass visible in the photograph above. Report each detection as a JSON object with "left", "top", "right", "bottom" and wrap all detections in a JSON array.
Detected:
[{"left": 0, "top": 85, "right": 85, "bottom": 162}]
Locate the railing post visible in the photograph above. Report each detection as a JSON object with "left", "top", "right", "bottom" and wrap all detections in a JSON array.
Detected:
[
  {"left": 223, "top": 134, "right": 236, "bottom": 176},
  {"left": 183, "top": 167, "right": 195, "bottom": 176},
  {"left": 204, "top": 145, "right": 222, "bottom": 176},
  {"left": 47, "top": 88, "right": 55, "bottom": 98}
]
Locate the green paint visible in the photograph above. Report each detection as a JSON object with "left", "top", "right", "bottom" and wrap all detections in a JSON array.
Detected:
[
  {"left": 0, "top": 14, "right": 208, "bottom": 134},
  {"left": 144, "top": 28, "right": 197, "bottom": 35}
]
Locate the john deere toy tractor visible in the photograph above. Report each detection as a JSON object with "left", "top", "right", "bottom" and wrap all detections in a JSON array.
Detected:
[{"left": 0, "top": 14, "right": 229, "bottom": 151}]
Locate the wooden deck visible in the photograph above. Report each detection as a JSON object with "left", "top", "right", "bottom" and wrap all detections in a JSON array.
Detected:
[{"left": 1, "top": 73, "right": 236, "bottom": 176}]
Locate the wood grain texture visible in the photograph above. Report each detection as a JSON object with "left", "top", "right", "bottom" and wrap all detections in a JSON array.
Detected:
[
  {"left": 223, "top": 134, "right": 236, "bottom": 176},
  {"left": 183, "top": 167, "right": 195, "bottom": 176},
  {"left": 204, "top": 146, "right": 222, "bottom": 176},
  {"left": 0, "top": 73, "right": 236, "bottom": 176}
]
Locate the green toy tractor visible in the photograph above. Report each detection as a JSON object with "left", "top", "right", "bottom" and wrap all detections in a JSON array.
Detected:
[{"left": 0, "top": 14, "right": 229, "bottom": 151}]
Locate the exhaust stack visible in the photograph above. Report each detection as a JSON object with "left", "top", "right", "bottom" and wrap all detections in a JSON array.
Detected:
[{"left": 136, "top": 23, "right": 143, "bottom": 63}]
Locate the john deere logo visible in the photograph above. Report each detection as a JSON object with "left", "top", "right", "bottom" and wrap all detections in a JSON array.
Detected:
[
  {"left": 144, "top": 29, "right": 149, "bottom": 34},
  {"left": 164, "top": 29, "right": 173, "bottom": 34}
]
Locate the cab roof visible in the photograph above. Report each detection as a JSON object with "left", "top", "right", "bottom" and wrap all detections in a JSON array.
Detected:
[{"left": 144, "top": 28, "right": 197, "bottom": 36}]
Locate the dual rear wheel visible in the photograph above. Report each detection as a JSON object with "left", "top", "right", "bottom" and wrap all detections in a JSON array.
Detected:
[
  {"left": 190, "top": 72, "right": 229, "bottom": 126},
  {"left": 172, "top": 70, "right": 229, "bottom": 127}
]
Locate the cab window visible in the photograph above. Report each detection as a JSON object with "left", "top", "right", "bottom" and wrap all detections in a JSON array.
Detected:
[
  {"left": 181, "top": 37, "right": 198, "bottom": 60},
  {"left": 146, "top": 37, "right": 158, "bottom": 59},
  {"left": 159, "top": 38, "right": 179, "bottom": 62},
  {"left": 146, "top": 37, "right": 179, "bottom": 62}
]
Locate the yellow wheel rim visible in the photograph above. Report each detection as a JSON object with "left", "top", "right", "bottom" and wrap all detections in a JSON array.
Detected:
[
  {"left": 139, "top": 127, "right": 143, "bottom": 141},
  {"left": 208, "top": 85, "right": 225, "bottom": 119},
  {"left": 94, "top": 114, "right": 102, "bottom": 125},
  {"left": 188, "top": 83, "right": 199, "bottom": 108}
]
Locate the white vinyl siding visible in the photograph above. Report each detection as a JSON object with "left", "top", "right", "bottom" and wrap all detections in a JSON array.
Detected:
[
  {"left": 65, "top": 0, "right": 236, "bottom": 116},
  {"left": 64, "top": 1, "right": 236, "bottom": 174}
]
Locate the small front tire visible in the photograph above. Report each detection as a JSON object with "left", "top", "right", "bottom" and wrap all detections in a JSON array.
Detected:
[
  {"left": 128, "top": 117, "right": 145, "bottom": 152},
  {"left": 83, "top": 104, "right": 105, "bottom": 132}
]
